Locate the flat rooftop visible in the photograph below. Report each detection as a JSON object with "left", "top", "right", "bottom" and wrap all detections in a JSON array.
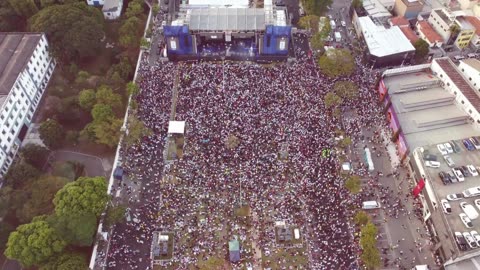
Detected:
[
  {"left": 187, "top": 0, "right": 249, "bottom": 7},
  {"left": 383, "top": 69, "right": 479, "bottom": 149},
  {"left": 456, "top": 16, "right": 475, "bottom": 30},
  {"left": 186, "top": 8, "right": 266, "bottom": 31},
  {"left": 434, "top": 9, "right": 452, "bottom": 25},
  {"left": 0, "top": 33, "right": 41, "bottom": 96}
]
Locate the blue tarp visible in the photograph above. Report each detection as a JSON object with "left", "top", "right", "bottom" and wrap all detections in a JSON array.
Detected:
[
  {"left": 163, "top": 25, "right": 195, "bottom": 55},
  {"left": 113, "top": 167, "right": 124, "bottom": 180},
  {"left": 261, "top": 25, "right": 291, "bottom": 55}
]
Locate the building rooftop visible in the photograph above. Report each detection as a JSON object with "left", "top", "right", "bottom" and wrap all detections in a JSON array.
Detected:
[
  {"left": 102, "top": 0, "right": 122, "bottom": 12},
  {"left": 400, "top": 27, "right": 419, "bottom": 43},
  {"left": 0, "top": 33, "right": 42, "bottom": 96},
  {"left": 390, "top": 16, "right": 410, "bottom": 26},
  {"left": 465, "top": 16, "right": 480, "bottom": 35},
  {"left": 461, "top": 58, "right": 480, "bottom": 72},
  {"left": 186, "top": 8, "right": 266, "bottom": 31},
  {"left": 187, "top": 0, "right": 249, "bottom": 7},
  {"left": 363, "top": 0, "right": 392, "bottom": 18},
  {"left": 418, "top": 21, "right": 443, "bottom": 43},
  {"left": 401, "top": 0, "right": 423, "bottom": 7},
  {"left": 436, "top": 58, "right": 480, "bottom": 113},
  {"left": 433, "top": 9, "right": 452, "bottom": 25},
  {"left": 456, "top": 16, "right": 475, "bottom": 30},
  {"left": 358, "top": 16, "right": 415, "bottom": 57}
]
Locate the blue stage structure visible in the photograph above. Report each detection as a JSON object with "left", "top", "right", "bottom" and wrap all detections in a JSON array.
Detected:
[
  {"left": 260, "top": 26, "right": 291, "bottom": 55},
  {"left": 163, "top": 25, "right": 196, "bottom": 56}
]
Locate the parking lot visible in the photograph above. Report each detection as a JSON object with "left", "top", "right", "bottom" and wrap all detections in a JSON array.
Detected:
[{"left": 423, "top": 138, "right": 480, "bottom": 251}]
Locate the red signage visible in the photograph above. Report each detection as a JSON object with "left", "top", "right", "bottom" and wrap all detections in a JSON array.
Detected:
[{"left": 412, "top": 178, "right": 425, "bottom": 197}]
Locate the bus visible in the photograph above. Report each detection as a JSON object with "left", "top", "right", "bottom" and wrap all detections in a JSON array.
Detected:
[{"left": 364, "top": 148, "right": 374, "bottom": 171}]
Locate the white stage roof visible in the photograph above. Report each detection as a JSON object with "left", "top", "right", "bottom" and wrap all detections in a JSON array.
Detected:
[
  {"left": 358, "top": 16, "right": 415, "bottom": 58},
  {"left": 188, "top": 0, "right": 249, "bottom": 7},
  {"left": 187, "top": 8, "right": 265, "bottom": 31},
  {"left": 168, "top": 121, "right": 186, "bottom": 134}
]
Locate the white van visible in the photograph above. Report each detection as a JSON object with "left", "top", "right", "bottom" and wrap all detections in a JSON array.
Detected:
[
  {"left": 362, "top": 201, "right": 381, "bottom": 210},
  {"left": 454, "top": 55, "right": 465, "bottom": 62},
  {"left": 463, "top": 186, "right": 480, "bottom": 198},
  {"left": 461, "top": 202, "right": 479, "bottom": 220}
]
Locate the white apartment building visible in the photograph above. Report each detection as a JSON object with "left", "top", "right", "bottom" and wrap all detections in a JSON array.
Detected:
[
  {"left": 428, "top": 9, "right": 454, "bottom": 42},
  {"left": 0, "top": 33, "right": 55, "bottom": 178},
  {"left": 459, "top": 58, "right": 480, "bottom": 92}
]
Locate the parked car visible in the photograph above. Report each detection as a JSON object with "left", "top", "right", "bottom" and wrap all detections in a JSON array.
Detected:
[
  {"left": 425, "top": 161, "right": 441, "bottom": 168},
  {"left": 447, "top": 193, "right": 464, "bottom": 200},
  {"left": 460, "top": 213, "right": 474, "bottom": 228},
  {"left": 439, "top": 172, "right": 452, "bottom": 185},
  {"left": 460, "top": 166, "right": 472, "bottom": 177},
  {"left": 444, "top": 155, "right": 455, "bottom": 167},
  {"left": 423, "top": 154, "right": 438, "bottom": 161},
  {"left": 441, "top": 199, "right": 452, "bottom": 214},
  {"left": 455, "top": 232, "right": 469, "bottom": 251},
  {"left": 453, "top": 168, "right": 465, "bottom": 182},
  {"left": 437, "top": 144, "right": 448, "bottom": 155},
  {"left": 461, "top": 202, "right": 479, "bottom": 220},
  {"left": 444, "top": 142, "right": 454, "bottom": 154},
  {"left": 463, "top": 139, "right": 476, "bottom": 151},
  {"left": 471, "top": 230, "right": 480, "bottom": 246},
  {"left": 475, "top": 199, "right": 480, "bottom": 212},
  {"left": 470, "top": 137, "right": 480, "bottom": 150},
  {"left": 463, "top": 232, "right": 478, "bottom": 248},
  {"left": 450, "top": 140, "right": 461, "bottom": 153},
  {"left": 463, "top": 186, "right": 480, "bottom": 198},
  {"left": 447, "top": 171, "right": 458, "bottom": 183},
  {"left": 468, "top": 165, "right": 479, "bottom": 177}
]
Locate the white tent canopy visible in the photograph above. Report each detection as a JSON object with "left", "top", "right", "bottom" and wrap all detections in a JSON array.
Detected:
[{"left": 168, "top": 121, "right": 186, "bottom": 134}]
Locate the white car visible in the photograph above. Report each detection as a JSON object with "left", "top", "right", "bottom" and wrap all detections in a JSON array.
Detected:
[
  {"left": 453, "top": 168, "right": 465, "bottom": 182},
  {"left": 475, "top": 199, "right": 480, "bottom": 211},
  {"left": 441, "top": 199, "right": 452, "bottom": 214},
  {"left": 447, "top": 193, "right": 464, "bottom": 201},
  {"left": 471, "top": 230, "right": 480, "bottom": 246},
  {"left": 464, "top": 232, "right": 478, "bottom": 248},
  {"left": 437, "top": 144, "right": 448, "bottom": 155},
  {"left": 444, "top": 142, "right": 454, "bottom": 154},
  {"left": 425, "top": 161, "right": 441, "bottom": 168},
  {"left": 341, "top": 20, "right": 346, "bottom": 27},
  {"left": 460, "top": 213, "right": 474, "bottom": 228},
  {"left": 468, "top": 165, "right": 479, "bottom": 177},
  {"left": 444, "top": 155, "right": 455, "bottom": 167}
]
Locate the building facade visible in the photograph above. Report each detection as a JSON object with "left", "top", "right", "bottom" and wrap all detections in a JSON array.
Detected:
[
  {"left": 454, "top": 16, "right": 475, "bottom": 48},
  {"left": 394, "top": 0, "right": 423, "bottom": 19},
  {"left": 87, "top": 0, "right": 105, "bottom": 6},
  {"left": 428, "top": 9, "right": 454, "bottom": 42},
  {"left": 102, "top": 0, "right": 123, "bottom": 20},
  {"left": 0, "top": 33, "right": 55, "bottom": 179}
]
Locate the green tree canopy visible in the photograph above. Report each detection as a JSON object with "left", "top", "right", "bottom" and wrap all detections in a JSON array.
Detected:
[
  {"left": 29, "top": 2, "right": 105, "bottom": 62},
  {"left": 414, "top": 38, "right": 429, "bottom": 62},
  {"left": 16, "top": 176, "right": 69, "bottom": 224},
  {"left": 345, "top": 175, "right": 361, "bottom": 194},
  {"left": 298, "top": 15, "right": 320, "bottom": 33},
  {"left": 354, "top": 211, "right": 370, "bottom": 227},
  {"left": 7, "top": 0, "right": 38, "bottom": 18},
  {"left": 91, "top": 118, "right": 123, "bottom": 148},
  {"left": 361, "top": 245, "right": 381, "bottom": 269},
  {"left": 0, "top": 0, "right": 26, "bottom": 31},
  {"left": 0, "top": 222, "right": 15, "bottom": 251},
  {"left": 96, "top": 85, "right": 123, "bottom": 111},
  {"left": 302, "top": 0, "right": 332, "bottom": 16},
  {"left": 40, "top": 252, "right": 87, "bottom": 270},
  {"left": 310, "top": 33, "right": 324, "bottom": 51},
  {"left": 124, "top": 114, "right": 151, "bottom": 147},
  {"left": 318, "top": 49, "right": 355, "bottom": 77},
  {"left": 334, "top": 81, "right": 359, "bottom": 100},
  {"left": 119, "top": 16, "right": 141, "bottom": 48},
  {"left": 48, "top": 213, "right": 97, "bottom": 246},
  {"left": 105, "top": 204, "right": 126, "bottom": 228},
  {"left": 53, "top": 176, "right": 109, "bottom": 218},
  {"left": 20, "top": 143, "right": 50, "bottom": 169},
  {"left": 125, "top": 0, "right": 144, "bottom": 18},
  {"left": 78, "top": 89, "right": 96, "bottom": 111},
  {"left": 91, "top": 104, "right": 114, "bottom": 122},
  {"left": 126, "top": 81, "right": 140, "bottom": 96},
  {"left": 324, "top": 92, "right": 343, "bottom": 109},
  {"left": 39, "top": 119, "right": 65, "bottom": 149},
  {"left": 4, "top": 220, "right": 67, "bottom": 267},
  {"left": 319, "top": 18, "right": 331, "bottom": 39},
  {"left": 4, "top": 160, "right": 40, "bottom": 188}
]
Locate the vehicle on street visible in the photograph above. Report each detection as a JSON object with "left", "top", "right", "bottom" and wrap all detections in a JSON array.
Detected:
[
  {"left": 470, "top": 137, "right": 480, "bottom": 150},
  {"left": 447, "top": 193, "right": 464, "bottom": 200},
  {"left": 468, "top": 165, "right": 479, "bottom": 176},
  {"left": 453, "top": 168, "right": 465, "bottom": 182},
  {"left": 334, "top": 32, "right": 341, "bottom": 42},
  {"left": 460, "top": 213, "right": 474, "bottom": 228},
  {"left": 455, "top": 232, "right": 469, "bottom": 250},
  {"left": 441, "top": 199, "right": 452, "bottom": 214},
  {"left": 463, "top": 232, "right": 477, "bottom": 248},
  {"left": 425, "top": 161, "right": 440, "bottom": 168},
  {"left": 362, "top": 201, "right": 381, "bottom": 210},
  {"left": 460, "top": 166, "right": 472, "bottom": 177},
  {"left": 463, "top": 139, "right": 476, "bottom": 151},
  {"left": 439, "top": 172, "right": 452, "bottom": 185},
  {"left": 330, "top": 20, "right": 336, "bottom": 29},
  {"left": 471, "top": 230, "right": 480, "bottom": 246},
  {"left": 444, "top": 142, "right": 454, "bottom": 154},
  {"left": 444, "top": 155, "right": 455, "bottom": 167},
  {"left": 461, "top": 202, "right": 479, "bottom": 220},
  {"left": 475, "top": 199, "right": 480, "bottom": 211},
  {"left": 447, "top": 171, "right": 458, "bottom": 183},
  {"left": 450, "top": 140, "right": 461, "bottom": 153},
  {"left": 454, "top": 55, "right": 466, "bottom": 62},
  {"left": 463, "top": 186, "right": 480, "bottom": 198},
  {"left": 341, "top": 20, "right": 346, "bottom": 27},
  {"left": 437, "top": 144, "right": 448, "bottom": 155},
  {"left": 423, "top": 154, "right": 438, "bottom": 161}
]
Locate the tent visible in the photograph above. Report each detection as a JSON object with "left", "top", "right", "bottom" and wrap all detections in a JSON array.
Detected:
[
  {"left": 168, "top": 121, "right": 186, "bottom": 134},
  {"left": 228, "top": 239, "right": 240, "bottom": 262}
]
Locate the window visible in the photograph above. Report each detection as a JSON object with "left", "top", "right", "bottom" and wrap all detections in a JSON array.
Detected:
[
  {"left": 469, "top": 109, "right": 473, "bottom": 114},
  {"left": 447, "top": 82, "right": 450, "bottom": 86},
  {"left": 440, "top": 74, "right": 443, "bottom": 78},
  {"left": 7, "top": 137, "right": 11, "bottom": 143},
  {"left": 1, "top": 130, "right": 5, "bottom": 135},
  {"left": 454, "top": 91, "right": 457, "bottom": 95},
  {"left": 462, "top": 100, "right": 465, "bottom": 104},
  {"left": 9, "top": 129, "right": 13, "bottom": 135}
]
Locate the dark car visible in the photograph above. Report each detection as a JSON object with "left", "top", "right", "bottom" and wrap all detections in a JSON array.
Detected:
[
  {"left": 447, "top": 171, "right": 458, "bottom": 183},
  {"left": 450, "top": 140, "right": 461, "bottom": 153},
  {"left": 423, "top": 154, "right": 438, "bottom": 161},
  {"left": 455, "top": 232, "right": 469, "bottom": 251},
  {"left": 460, "top": 166, "right": 472, "bottom": 177},
  {"left": 439, "top": 172, "right": 451, "bottom": 185},
  {"left": 463, "top": 139, "right": 475, "bottom": 151}
]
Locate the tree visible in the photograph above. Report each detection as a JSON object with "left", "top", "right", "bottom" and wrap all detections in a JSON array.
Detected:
[
  {"left": 119, "top": 16, "right": 141, "bottom": 48},
  {"left": 53, "top": 176, "right": 109, "bottom": 218},
  {"left": 152, "top": 3, "right": 160, "bottom": 16},
  {"left": 49, "top": 213, "right": 97, "bottom": 246},
  {"left": 126, "top": 81, "right": 140, "bottom": 96},
  {"left": 4, "top": 161, "right": 40, "bottom": 188},
  {"left": 20, "top": 143, "right": 50, "bottom": 169},
  {"left": 334, "top": 81, "right": 359, "bottom": 100},
  {"left": 361, "top": 245, "right": 381, "bottom": 269},
  {"left": 414, "top": 38, "right": 429, "bottom": 62},
  {"left": 354, "top": 211, "right": 370, "bottom": 227},
  {"left": 91, "top": 104, "right": 114, "bottom": 122},
  {"left": 16, "top": 176, "right": 69, "bottom": 224},
  {"left": 105, "top": 204, "right": 126, "bottom": 228},
  {"left": 39, "top": 119, "right": 65, "bottom": 149},
  {"left": 4, "top": 220, "right": 67, "bottom": 267},
  {"left": 29, "top": 2, "right": 105, "bottom": 62},
  {"left": 298, "top": 15, "right": 320, "bottom": 33},
  {"left": 198, "top": 256, "right": 229, "bottom": 270},
  {"left": 360, "top": 222, "right": 378, "bottom": 248},
  {"left": 40, "top": 252, "right": 87, "bottom": 270},
  {"left": 301, "top": 0, "right": 332, "bottom": 16},
  {"left": 78, "top": 89, "right": 96, "bottom": 111},
  {"left": 310, "top": 33, "right": 324, "bottom": 51},
  {"left": 92, "top": 118, "right": 123, "bottom": 147},
  {"left": 0, "top": 0, "right": 26, "bottom": 32},
  {"left": 345, "top": 175, "right": 361, "bottom": 194},
  {"left": 140, "top": 37, "right": 150, "bottom": 49},
  {"left": 124, "top": 114, "right": 151, "bottom": 147},
  {"left": 0, "top": 222, "right": 14, "bottom": 250},
  {"left": 125, "top": 0, "right": 143, "bottom": 18},
  {"left": 318, "top": 49, "right": 355, "bottom": 77},
  {"left": 324, "top": 92, "right": 343, "bottom": 109},
  {"left": 319, "top": 19, "right": 331, "bottom": 39},
  {"left": 109, "top": 57, "right": 133, "bottom": 80},
  {"left": 75, "top": 70, "right": 90, "bottom": 85},
  {"left": 352, "top": 0, "right": 363, "bottom": 9},
  {"left": 96, "top": 85, "right": 122, "bottom": 111},
  {"left": 7, "top": 0, "right": 38, "bottom": 18},
  {"left": 338, "top": 136, "right": 352, "bottom": 148}
]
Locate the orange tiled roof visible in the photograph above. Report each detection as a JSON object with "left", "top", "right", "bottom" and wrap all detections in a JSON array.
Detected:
[
  {"left": 391, "top": 16, "right": 410, "bottom": 27},
  {"left": 465, "top": 16, "right": 480, "bottom": 35},
  {"left": 400, "top": 27, "right": 419, "bottom": 43},
  {"left": 418, "top": 21, "right": 443, "bottom": 43}
]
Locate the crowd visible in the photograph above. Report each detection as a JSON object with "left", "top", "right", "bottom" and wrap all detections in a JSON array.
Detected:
[{"left": 103, "top": 34, "right": 387, "bottom": 270}]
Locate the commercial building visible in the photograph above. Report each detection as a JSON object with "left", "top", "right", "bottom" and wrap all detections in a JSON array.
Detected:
[
  {"left": 428, "top": 9, "right": 454, "bottom": 42},
  {"left": 466, "top": 16, "right": 480, "bottom": 47},
  {"left": 390, "top": 16, "right": 420, "bottom": 43},
  {"left": 458, "top": 58, "right": 480, "bottom": 91},
  {"left": 354, "top": 16, "right": 415, "bottom": 67},
  {"left": 393, "top": 0, "right": 423, "bottom": 19},
  {"left": 454, "top": 16, "right": 476, "bottom": 49},
  {"left": 363, "top": 0, "right": 393, "bottom": 23},
  {"left": 416, "top": 21, "right": 443, "bottom": 47},
  {"left": 0, "top": 33, "right": 55, "bottom": 179}
]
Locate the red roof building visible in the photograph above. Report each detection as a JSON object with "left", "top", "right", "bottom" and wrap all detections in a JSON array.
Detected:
[{"left": 417, "top": 21, "right": 443, "bottom": 47}]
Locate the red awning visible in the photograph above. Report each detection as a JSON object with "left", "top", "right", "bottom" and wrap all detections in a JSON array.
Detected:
[{"left": 412, "top": 178, "right": 425, "bottom": 197}]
